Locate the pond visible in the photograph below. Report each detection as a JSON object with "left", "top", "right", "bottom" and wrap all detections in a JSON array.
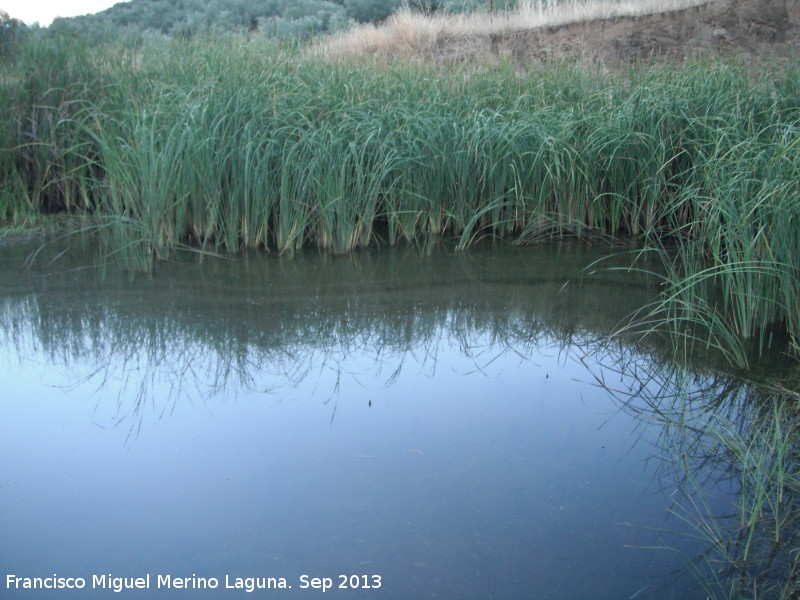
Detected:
[{"left": 0, "top": 237, "right": 737, "bottom": 599}]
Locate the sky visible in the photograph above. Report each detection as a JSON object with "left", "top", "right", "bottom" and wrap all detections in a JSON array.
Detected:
[{"left": 1, "top": 0, "right": 121, "bottom": 26}]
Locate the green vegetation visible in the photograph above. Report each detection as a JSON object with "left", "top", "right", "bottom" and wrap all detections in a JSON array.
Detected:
[{"left": 36, "top": 0, "right": 513, "bottom": 38}]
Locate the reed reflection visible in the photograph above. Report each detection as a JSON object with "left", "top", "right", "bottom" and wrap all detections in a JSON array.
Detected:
[
  {"left": 582, "top": 341, "right": 800, "bottom": 599},
  {"left": 2, "top": 238, "right": 665, "bottom": 431}
]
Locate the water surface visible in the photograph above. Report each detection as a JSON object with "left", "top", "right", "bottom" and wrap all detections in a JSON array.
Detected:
[{"left": 0, "top": 239, "right": 727, "bottom": 599}]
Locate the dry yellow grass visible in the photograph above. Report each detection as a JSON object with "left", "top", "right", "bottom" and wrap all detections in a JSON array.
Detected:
[{"left": 315, "top": 0, "right": 710, "bottom": 57}]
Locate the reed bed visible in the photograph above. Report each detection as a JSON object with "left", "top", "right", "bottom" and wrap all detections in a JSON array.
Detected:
[{"left": 1, "top": 29, "right": 799, "bottom": 360}]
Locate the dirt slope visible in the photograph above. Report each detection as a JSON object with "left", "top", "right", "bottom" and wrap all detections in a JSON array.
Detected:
[{"left": 460, "top": 0, "right": 799, "bottom": 64}]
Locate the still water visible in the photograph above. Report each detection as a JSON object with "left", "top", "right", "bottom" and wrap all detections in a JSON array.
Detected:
[{"left": 0, "top": 238, "right": 730, "bottom": 599}]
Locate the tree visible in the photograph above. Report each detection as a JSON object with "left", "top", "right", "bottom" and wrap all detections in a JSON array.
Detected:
[{"left": 1, "top": 10, "right": 28, "bottom": 60}]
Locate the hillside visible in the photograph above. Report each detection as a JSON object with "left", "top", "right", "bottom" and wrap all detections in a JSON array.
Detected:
[
  {"left": 49, "top": 0, "right": 483, "bottom": 37},
  {"left": 318, "top": 0, "right": 800, "bottom": 65},
  {"left": 498, "top": 0, "right": 800, "bottom": 63}
]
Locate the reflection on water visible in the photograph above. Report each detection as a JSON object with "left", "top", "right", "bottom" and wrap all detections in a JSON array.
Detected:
[
  {"left": 589, "top": 341, "right": 800, "bottom": 599},
  {"left": 0, "top": 238, "right": 791, "bottom": 599},
  {"left": 1, "top": 239, "right": 667, "bottom": 437}
]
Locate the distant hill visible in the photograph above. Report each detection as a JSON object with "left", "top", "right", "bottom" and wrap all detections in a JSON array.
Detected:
[
  {"left": 49, "top": 0, "right": 506, "bottom": 37},
  {"left": 58, "top": 0, "right": 353, "bottom": 36}
]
